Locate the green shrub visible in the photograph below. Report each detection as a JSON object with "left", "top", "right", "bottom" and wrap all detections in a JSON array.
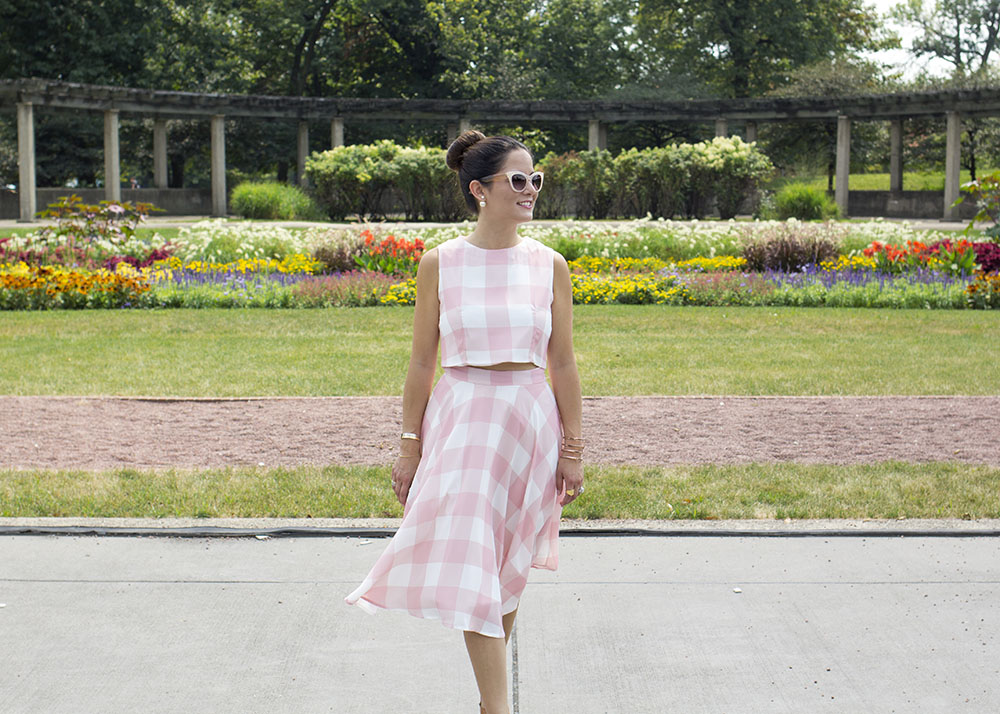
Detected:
[
  {"left": 958, "top": 171, "right": 1000, "bottom": 235},
  {"left": 304, "top": 138, "right": 774, "bottom": 222},
  {"left": 643, "top": 146, "right": 691, "bottom": 219},
  {"left": 542, "top": 139, "right": 771, "bottom": 220},
  {"left": 306, "top": 141, "right": 464, "bottom": 221},
  {"left": 562, "top": 149, "right": 616, "bottom": 219},
  {"left": 773, "top": 183, "right": 840, "bottom": 220},
  {"left": 535, "top": 151, "right": 577, "bottom": 219},
  {"left": 392, "top": 147, "right": 465, "bottom": 221},
  {"left": 230, "top": 182, "right": 325, "bottom": 221},
  {"left": 307, "top": 140, "right": 400, "bottom": 220}
]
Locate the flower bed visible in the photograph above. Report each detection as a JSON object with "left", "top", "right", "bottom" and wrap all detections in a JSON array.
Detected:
[
  {"left": 2, "top": 216, "right": 997, "bottom": 310},
  {"left": 0, "top": 263, "right": 151, "bottom": 309}
]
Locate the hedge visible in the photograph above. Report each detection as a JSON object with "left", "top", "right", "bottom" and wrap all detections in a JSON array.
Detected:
[
  {"left": 306, "top": 141, "right": 464, "bottom": 221},
  {"left": 306, "top": 137, "right": 773, "bottom": 221}
]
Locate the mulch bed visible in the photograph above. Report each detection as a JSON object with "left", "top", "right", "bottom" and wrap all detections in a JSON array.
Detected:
[{"left": 2, "top": 395, "right": 998, "bottom": 470}]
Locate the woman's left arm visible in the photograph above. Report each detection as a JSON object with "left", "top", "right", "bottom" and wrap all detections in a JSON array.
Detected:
[{"left": 548, "top": 252, "right": 584, "bottom": 506}]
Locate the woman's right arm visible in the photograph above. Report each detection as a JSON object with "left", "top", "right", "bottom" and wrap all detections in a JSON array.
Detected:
[{"left": 392, "top": 247, "right": 440, "bottom": 505}]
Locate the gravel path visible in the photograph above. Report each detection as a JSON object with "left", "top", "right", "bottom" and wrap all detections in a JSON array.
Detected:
[{"left": 2, "top": 395, "right": 998, "bottom": 469}]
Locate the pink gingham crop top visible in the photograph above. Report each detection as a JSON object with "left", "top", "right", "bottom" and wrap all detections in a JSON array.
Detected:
[{"left": 437, "top": 236, "right": 555, "bottom": 369}]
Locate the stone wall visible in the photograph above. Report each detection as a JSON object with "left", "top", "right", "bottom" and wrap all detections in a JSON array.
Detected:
[
  {"left": 0, "top": 186, "right": 980, "bottom": 222},
  {"left": 842, "top": 191, "right": 978, "bottom": 221},
  {"left": 0, "top": 188, "right": 216, "bottom": 220}
]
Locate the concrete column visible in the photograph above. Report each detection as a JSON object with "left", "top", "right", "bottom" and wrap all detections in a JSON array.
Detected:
[
  {"left": 835, "top": 115, "right": 851, "bottom": 217},
  {"left": 944, "top": 111, "right": 962, "bottom": 220},
  {"left": 588, "top": 119, "right": 607, "bottom": 151},
  {"left": 297, "top": 121, "right": 309, "bottom": 188},
  {"left": 890, "top": 119, "right": 903, "bottom": 193},
  {"left": 745, "top": 121, "right": 757, "bottom": 143},
  {"left": 103, "top": 109, "right": 121, "bottom": 202},
  {"left": 210, "top": 114, "right": 227, "bottom": 217},
  {"left": 16, "top": 102, "right": 37, "bottom": 222},
  {"left": 331, "top": 117, "right": 344, "bottom": 148},
  {"left": 153, "top": 119, "right": 168, "bottom": 189},
  {"left": 458, "top": 118, "right": 472, "bottom": 134},
  {"left": 714, "top": 118, "right": 728, "bottom": 137}
]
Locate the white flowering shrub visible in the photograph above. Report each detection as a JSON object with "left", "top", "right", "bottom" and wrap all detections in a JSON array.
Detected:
[
  {"left": 163, "top": 218, "right": 960, "bottom": 266},
  {"left": 401, "top": 218, "right": 959, "bottom": 262},
  {"left": 169, "top": 220, "right": 331, "bottom": 262},
  {"left": 694, "top": 137, "right": 774, "bottom": 219}
]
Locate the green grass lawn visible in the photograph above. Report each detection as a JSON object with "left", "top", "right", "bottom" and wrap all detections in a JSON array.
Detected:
[
  {"left": 1, "top": 306, "right": 997, "bottom": 396},
  {"left": 770, "top": 168, "right": 993, "bottom": 193},
  {"left": 3, "top": 462, "right": 997, "bottom": 520}
]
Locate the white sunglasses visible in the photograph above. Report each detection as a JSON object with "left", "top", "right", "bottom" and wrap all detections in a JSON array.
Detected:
[{"left": 480, "top": 170, "right": 544, "bottom": 193}]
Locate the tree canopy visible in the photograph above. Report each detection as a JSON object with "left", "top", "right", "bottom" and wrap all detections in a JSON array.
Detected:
[
  {"left": 1, "top": 0, "right": 894, "bottom": 100},
  {"left": 893, "top": 0, "right": 1000, "bottom": 76},
  {"left": 3, "top": 0, "right": 997, "bottom": 186}
]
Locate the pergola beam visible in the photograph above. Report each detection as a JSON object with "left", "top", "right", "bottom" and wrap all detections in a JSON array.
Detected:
[{"left": 5, "top": 79, "right": 1000, "bottom": 124}]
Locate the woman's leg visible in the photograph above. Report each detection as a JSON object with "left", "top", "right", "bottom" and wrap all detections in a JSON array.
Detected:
[
  {"left": 470, "top": 609, "right": 519, "bottom": 713},
  {"left": 503, "top": 607, "right": 518, "bottom": 644},
  {"left": 465, "top": 631, "right": 510, "bottom": 714}
]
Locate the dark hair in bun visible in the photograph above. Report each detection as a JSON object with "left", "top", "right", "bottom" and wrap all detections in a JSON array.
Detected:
[{"left": 446, "top": 130, "right": 532, "bottom": 214}]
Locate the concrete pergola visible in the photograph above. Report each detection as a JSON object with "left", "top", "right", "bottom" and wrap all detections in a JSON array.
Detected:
[{"left": 4, "top": 77, "right": 1000, "bottom": 222}]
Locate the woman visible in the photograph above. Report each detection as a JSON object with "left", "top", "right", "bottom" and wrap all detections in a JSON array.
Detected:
[{"left": 345, "top": 130, "right": 584, "bottom": 714}]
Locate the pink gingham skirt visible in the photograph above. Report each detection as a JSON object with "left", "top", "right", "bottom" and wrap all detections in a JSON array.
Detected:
[{"left": 345, "top": 365, "right": 562, "bottom": 638}]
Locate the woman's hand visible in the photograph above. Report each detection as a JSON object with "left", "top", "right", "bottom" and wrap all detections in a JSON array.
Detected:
[
  {"left": 391, "top": 455, "right": 421, "bottom": 505},
  {"left": 555, "top": 457, "right": 584, "bottom": 506}
]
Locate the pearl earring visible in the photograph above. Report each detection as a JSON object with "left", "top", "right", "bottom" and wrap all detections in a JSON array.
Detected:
[{"left": 479, "top": 198, "right": 486, "bottom": 207}]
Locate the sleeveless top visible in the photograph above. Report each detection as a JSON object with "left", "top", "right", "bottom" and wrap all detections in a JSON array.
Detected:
[{"left": 437, "top": 236, "right": 555, "bottom": 369}]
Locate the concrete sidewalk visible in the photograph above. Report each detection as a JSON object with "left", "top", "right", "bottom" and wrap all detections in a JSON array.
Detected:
[{"left": 1, "top": 526, "right": 998, "bottom": 713}]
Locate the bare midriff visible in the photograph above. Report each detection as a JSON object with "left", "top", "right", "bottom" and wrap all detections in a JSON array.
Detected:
[{"left": 479, "top": 361, "right": 538, "bottom": 371}]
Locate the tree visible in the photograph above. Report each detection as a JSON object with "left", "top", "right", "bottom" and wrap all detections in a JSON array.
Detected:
[
  {"left": 0, "top": 0, "right": 164, "bottom": 85},
  {"left": 425, "top": 0, "right": 543, "bottom": 99},
  {"left": 534, "top": 0, "right": 638, "bottom": 99},
  {"left": 898, "top": 67, "right": 1000, "bottom": 180},
  {"left": 760, "top": 58, "right": 892, "bottom": 189},
  {"left": 892, "top": 0, "right": 1000, "bottom": 75},
  {"left": 0, "top": 0, "right": 171, "bottom": 186},
  {"left": 637, "top": 0, "right": 890, "bottom": 97}
]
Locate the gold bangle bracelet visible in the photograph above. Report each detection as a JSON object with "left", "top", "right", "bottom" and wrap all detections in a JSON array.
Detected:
[{"left": 559, "top": 454, "right": 582, "bottom": 461}]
